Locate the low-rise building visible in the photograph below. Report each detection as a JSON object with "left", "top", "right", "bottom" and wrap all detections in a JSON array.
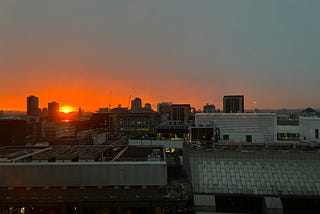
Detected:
[
  {"left": 91, "top": 108, "right": 161, "bottom": 135},
  {"left": 195, "top": 113, "right": 277, "bottom": 143},
  {"left": 299, "top": 116, "right": 320, "bottom": 142},
  {"left": 0, "top": 119, "right": 26, "bottom": 146},
  {"left": 0, "top": 145, "right": 190, "bottom": 213}
]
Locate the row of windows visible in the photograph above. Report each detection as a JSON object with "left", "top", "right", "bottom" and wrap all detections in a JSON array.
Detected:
[
  {"left": 277, "top": 133, "right": 299, "bottom": 141},
  {"left": 222, "top": 129, "right": 320, "bottom": 142},
  {"left": 278, "top": 129, "right": 319, "bottom": 140},
  {"left": 223, "top": 135, "right": 252, "bottom": 142}
]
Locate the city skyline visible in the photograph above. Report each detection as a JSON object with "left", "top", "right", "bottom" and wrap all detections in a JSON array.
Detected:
[
  {"left": 2, "top": 94, "right": 319, "bottom": 114},
  {"left": 1, "top": 0, "right": 320, "bottom": 111}
]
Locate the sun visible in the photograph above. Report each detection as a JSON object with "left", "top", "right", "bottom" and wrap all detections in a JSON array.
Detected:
[{"left": 60, "top": 106, "right": 76, "bottom": 114}]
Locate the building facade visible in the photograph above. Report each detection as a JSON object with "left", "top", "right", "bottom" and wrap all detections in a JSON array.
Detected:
[
  {"left": 223, "top": 95, "right": 244, "bottom": 113},
  {"left": 158, "top": 103, "right": 192, "bottom": 125},
  {"left": 27, "top": 95, "right": 39, "bottom": 117},
  {"left": 195, "top": 113, "right": 277, "bottom": 143},
  {"left": 131, "top": 97, "right": 142, "bottom": 111},
  {"left": 91, "top": 109, "right": 161, "bottom": 135},
  {"left": 48, "top": 101, "right": 60, "bottom": 121},
  {"left": 299, "top": 116, "right": 320, "bottom": 142},
  {"left": 203, "top": 104, "right": 216, "bottom": 113},
  {"left": 0, "top": 119, "right": 26, "bottom": 146},
  {"left": 0, "top": 146, "right": 191, "bottom": 214}
]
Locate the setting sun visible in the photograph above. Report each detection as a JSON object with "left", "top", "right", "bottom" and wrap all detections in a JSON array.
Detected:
[{"left": 60, "top": 106, "right": 76, "bottom": 114}]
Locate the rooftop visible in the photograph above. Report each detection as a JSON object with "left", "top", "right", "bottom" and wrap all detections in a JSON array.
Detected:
[
  {"left": 185, "top": 142, "right": 320, "bottom": 197},
  {"left": 187, "top": 141, "right": 320, "bottom": 152},
  {"left": 0, "top": 145, "right": 165, "bottom": 163}
]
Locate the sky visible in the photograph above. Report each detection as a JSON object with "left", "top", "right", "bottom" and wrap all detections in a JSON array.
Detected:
[{"left": 1, "top": 0, "right": 320, "bottom": 111}]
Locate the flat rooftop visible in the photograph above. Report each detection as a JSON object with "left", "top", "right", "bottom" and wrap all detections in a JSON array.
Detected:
[
  {"left": 0, "top": 145, "right": 165, "bottom": 163},
  {"left": 187, "top": 141, "right": 320, "bottom": 152}
]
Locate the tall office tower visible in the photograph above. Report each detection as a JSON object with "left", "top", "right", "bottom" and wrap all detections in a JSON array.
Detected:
[
  {"left": 48, "top": 102, "right": 59, "bottom": 121},
  {"left": 223, "top": 95, "right": 244, "bottom": 113},
  {"left": 27, "top": 95, "right": 39, "bottom": 117},
  {"left": 203, "top": 104, "right": 216, "bottom": 113},
  {"left": 131, "top": 97, "right": 142, "bottom": 111}
]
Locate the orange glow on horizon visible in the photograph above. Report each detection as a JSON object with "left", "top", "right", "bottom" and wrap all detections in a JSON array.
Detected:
[{"left": 60, "top": 106, "right": 76, "bottom": 114}]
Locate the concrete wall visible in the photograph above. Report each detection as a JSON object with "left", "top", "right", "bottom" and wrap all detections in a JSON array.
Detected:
[
  {"left": 195, "top": 113, "right": 277, "bottom": 143},
  {"left": 0, "top": 162, "right": 167, "bottom": 187},
  {"left": 277, "top": 125, "right": 299, "bottom": 134},
  {"left": 299, "top": 117, "right": 320, "bottom": 142}
]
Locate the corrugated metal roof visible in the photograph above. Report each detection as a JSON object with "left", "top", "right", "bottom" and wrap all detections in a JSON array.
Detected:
[{"left": 189, "top": 150, "right": 320, "bottom": 197}]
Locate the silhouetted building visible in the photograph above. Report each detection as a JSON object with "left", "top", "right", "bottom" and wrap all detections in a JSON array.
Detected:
[
  {"left": 156, "top": 103, "right": 192, "bottom": 140},
  {"left": 131, "top": 97, "right": 142, "bottom": 111},
  {"left": 91, "top": 112, "right": 114, "bottom": 132},
  {"left": 41, "top": 107, "right": 48, "bottom": 118},
  {"left": 41, "top": 120, "right": 76, "bottom": 142},
  {"left": 203, "top": 103, "right": 216, "bottom": 113},
  {"left": 157, "top": 102, "right": 172, "bottom": 113},
  {"left": 144, "top": 103, "right": 152, "bottom": 111},
  {"left": 223, "top": 95, "right": 244, "bottom": 113},
  {"left": 48, "top": 101, "right": 59, "bottom": 121},
  {"left": 27, "top": 95, "right": 39, "bottom": 117},
  {"left": 157, "top": 102, "right": 172, "bottom": 124},
  {"left": 158, "top": 103, "right": 191, "bottom": 125},
  {"left": 72, "top": 119, "right": 93, "bottom": 132},
  {"left": 26, "top": 95, "right": 40, "bottom": 141},
  {"left": 300, "top": 107, "right": 318, "bottom": 117},
  {"left": 172, "top": 104, "right": 191, "bottom": 124},
  {"left": 0, "top": 119, "right": 26, "bottom": 146},
  {"left": 92, "top": 108, "right": 161, "bottom": 135}
]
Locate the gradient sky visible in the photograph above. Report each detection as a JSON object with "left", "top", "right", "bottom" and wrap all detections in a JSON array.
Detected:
[{"left": 1, "top": 0, "right": 320, "bottom": 111}]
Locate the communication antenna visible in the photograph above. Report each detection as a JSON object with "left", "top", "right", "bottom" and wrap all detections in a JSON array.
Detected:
[{"left": 108, "top": 90, "right": 112, "bottom": 108}]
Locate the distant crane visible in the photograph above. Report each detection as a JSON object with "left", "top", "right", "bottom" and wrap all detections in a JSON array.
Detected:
[{"left": 127, "top": 95, "right": 132, "bottom": 109}]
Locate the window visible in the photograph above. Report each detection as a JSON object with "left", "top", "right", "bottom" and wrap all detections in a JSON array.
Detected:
[
  {"left": 278, "top": 133, "right": 300, "bottom": 141},
  {"left": 315, "top": 129, "right": 319, "bottom": 139},
  {"left": 223, "top": 135, "right": 229, "bottom": 140},
  {"left": 246, "top": 135, "right": 252, "bottom": 143}
]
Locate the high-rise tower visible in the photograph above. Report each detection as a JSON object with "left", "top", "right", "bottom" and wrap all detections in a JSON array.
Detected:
[
  {"left": 27, "top": 95, "right": 39, "bottom": 117},
  {"left": 48, "top": 102, "right": 59, "bottom": 121}
]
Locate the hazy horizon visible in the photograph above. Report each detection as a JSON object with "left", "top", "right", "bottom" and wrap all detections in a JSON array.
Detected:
[{"left": 1, "top": 0, "right": 320, "bottom": 111}]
